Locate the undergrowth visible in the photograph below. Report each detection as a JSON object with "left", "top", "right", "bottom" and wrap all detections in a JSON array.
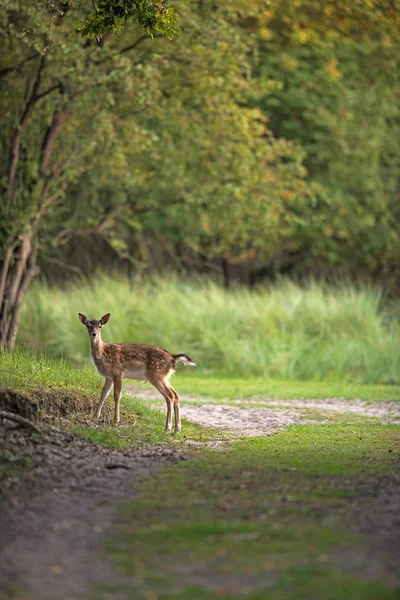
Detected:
[{"left": 18, "top": 275, "right": 400, "bottom": 384}]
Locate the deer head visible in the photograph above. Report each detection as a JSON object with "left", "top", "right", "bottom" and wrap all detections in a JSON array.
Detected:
[{"left": 78, "top": 313, "right": 110, "bottom": 339}]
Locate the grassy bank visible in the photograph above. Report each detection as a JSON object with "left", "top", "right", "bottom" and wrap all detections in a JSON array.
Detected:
[
  {"left": 19, "top": 275, "right": 400, "bottom": 384},
  {"left": 0, "top": 349, "right": 219, "bottom": 446}
]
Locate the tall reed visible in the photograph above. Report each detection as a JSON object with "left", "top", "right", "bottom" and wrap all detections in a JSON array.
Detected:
[{"left": 18, "top": 275, "right": 400, "bottom": 384}]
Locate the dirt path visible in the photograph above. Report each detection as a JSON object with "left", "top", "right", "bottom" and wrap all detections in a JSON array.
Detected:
[
  {"left": 126, "top": 384, "right": 400, "bottom": 436},
  {"left": 0, "top": 422, "right": 184, "bottom": 600},
  {"left": 182, "top": 399, "right": 400, "bottom": 435}
]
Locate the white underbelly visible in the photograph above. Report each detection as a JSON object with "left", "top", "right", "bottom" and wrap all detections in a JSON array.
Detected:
[{"left": 124, "top": 369, "right": 147, "bottom": 382}]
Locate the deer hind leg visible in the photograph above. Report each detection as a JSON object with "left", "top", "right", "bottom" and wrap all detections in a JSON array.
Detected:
[
  {"left": 169, "top": 386, "right": 181, "bottom": 434},
  {"left": 163, "top": 379, "right": 181, "bottom": 434},
  {"left": 113, "top": 375, "right": 123, "bottom": 426},
  {"left": 150, "top": 378, "right": 174, "bottom": 433},
  {"left": 96, "top": 378, "right": 113, "bottom": 419}
]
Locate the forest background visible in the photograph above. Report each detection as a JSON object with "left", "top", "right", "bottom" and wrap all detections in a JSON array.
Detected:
[{"left": 0, "top": 0, "right": 399, "bottom": 356}]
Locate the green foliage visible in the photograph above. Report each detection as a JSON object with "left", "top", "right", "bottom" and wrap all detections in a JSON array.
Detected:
[
  {"left": 250, "top": 0, "right": 400, "bottom": 278},
  {"left": 18, "top": 275, "right": 400, "bottom": 384},
  {"left": 75, "top": 0, "right": 181, "bottom": 39}
]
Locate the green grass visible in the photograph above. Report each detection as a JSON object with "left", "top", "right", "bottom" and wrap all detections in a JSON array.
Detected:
[
  {"left": 96, "top": 424, "right": 400, "bottom": 599},
  {"left": 0, "top": 346, "right": 102, "bottom": 418},
  {"left": 177, "top": 374, "right": 400, "bottom": 402},
  {"left": 18, "top": 274, "right": 400, "bottom": 384},
  {"left": 73, "top": 395, "right": 224, "bottom": 448},
  {"left": 0, "top": 346, "right": 101, "bottom": 396},
  {"left": 0, "top": 348, "right": 223, "bottom": 446}
]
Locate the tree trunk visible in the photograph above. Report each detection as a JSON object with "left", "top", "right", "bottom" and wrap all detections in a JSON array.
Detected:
[{"left": 0, "top": 231, "right": 38, "bottom": 350}]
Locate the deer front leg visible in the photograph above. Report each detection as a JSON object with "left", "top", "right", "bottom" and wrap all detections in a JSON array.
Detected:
[
  {"left": 96, "top": 378, "right": 113, "bottom": 419},
  {"left": 113, "top": 375, "right": 123, "bottom": 426}
]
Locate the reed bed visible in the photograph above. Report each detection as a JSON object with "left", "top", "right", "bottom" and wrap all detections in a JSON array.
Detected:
[{"left": 17, "top": 275, "right": 400, "bottom": 384}]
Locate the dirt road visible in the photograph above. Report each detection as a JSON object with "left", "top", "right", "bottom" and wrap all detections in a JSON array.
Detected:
[{"left": 0, "top": 423, "right": 184, "bottom": 600}]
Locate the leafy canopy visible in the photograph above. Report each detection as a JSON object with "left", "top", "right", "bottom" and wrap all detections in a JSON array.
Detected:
[{"left": 73, "top": 0, "right": 181, "bottom": 40}]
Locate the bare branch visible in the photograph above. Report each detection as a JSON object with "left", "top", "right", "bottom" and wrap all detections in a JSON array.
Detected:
[
  {"left": 54, "top": 203, "right": 131, "bottom": 246},
  {"left": 36, "top": 183, "right": 68, "bottom": 223},
  {"left": 0, "top": 54, "right": 37, "bottom": 79},
  {"left": 120, "top": 34, "right": 163, "bottom": 54},
  {"left": 55, "top": 226, "right": 108, "bottom": 246},
  {"left": 37, "top": 82, "right": 62, "bottom": 100},
  {"left": 40, "top": 100, "right": 65, "bottom": 177},
  {"left": 40, "top": 255, "right": 84, "bottom": 276}
]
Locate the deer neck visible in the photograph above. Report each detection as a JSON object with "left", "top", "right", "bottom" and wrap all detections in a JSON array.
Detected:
[{"left": 90, "top": 334, "right": 104, "bottom": 358}]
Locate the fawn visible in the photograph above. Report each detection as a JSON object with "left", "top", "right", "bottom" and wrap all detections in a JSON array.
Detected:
[{"left": 78, "top": 312, "right": 196, "bottom": 433}]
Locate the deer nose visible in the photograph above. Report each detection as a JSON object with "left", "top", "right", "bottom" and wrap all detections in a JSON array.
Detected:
[{"left": 91, "top": 331, "right": 97, "bottom": 337}]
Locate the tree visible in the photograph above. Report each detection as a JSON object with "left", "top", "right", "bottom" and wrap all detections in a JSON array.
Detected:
[{"left": 0, "top": 1, "right": 174, "bottom": 348}]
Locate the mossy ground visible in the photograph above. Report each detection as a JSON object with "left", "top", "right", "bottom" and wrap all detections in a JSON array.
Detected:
[{"left": 93, "top": 424, "right": 399, "bottom": 600}]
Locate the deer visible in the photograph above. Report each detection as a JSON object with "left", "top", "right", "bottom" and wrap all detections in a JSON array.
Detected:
[{"left": 78, "top": 312, "right": 196, "bottom": 434}]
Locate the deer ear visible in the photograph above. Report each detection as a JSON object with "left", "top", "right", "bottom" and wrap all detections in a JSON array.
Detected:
[
  {"left": 78, "top": 313, "right": 88, "bottom": 325},
  {"left": 100, "top": 313, "right": 111, "bottom": 325}
]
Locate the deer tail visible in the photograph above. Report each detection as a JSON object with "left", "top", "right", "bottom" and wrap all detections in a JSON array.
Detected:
[{"left": 173, "top": 354, "right": 196, "bottom": 367}]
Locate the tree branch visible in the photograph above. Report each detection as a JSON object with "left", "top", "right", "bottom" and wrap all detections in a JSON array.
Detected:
[
  {"left": 54, "top": 203, "right": 132, "bottom": 246},
  {"left": 37, "top": 82, "right": 62, "bottom": 100},
  {"left": 7, "top": 55, "right": 47, "bottom": 201},
  {"left": 0, "top": 54, "right": 38, "bottom": 79},
  {"left": 36, "top": 183, "right": 68, "bottom": 225},
  {"left": 40, "top": 100, "right": 65, "bottom": 177},
  {"left": 49, "top": 148, "right": 79, "bottom": 182},
  {"left": 6, "top": 243, "right": 39, "bottom": 347},
  {"left": 0, "top": 240, "right": 18, "bottom": 311},
  {"left": 120, "top": 33, "right": 163, "bottom": 54},
  {"left": 40, "top": 255, "right": 84, "bottom": 276},
  {"left": 52, "top": 196, "right": 188, "bottom": 248}
]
